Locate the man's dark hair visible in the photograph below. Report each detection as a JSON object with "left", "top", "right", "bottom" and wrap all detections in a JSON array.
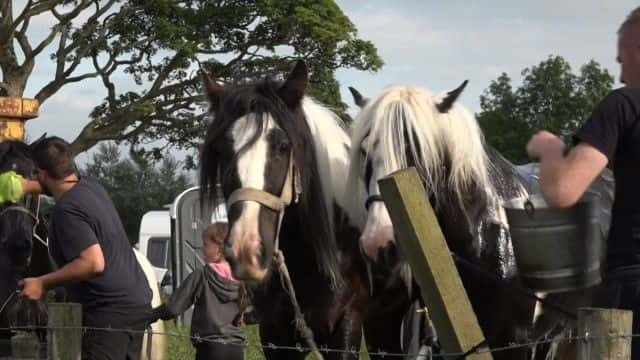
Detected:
[{"left": 31, "top": 137, "right": 77, "bottom": 180}]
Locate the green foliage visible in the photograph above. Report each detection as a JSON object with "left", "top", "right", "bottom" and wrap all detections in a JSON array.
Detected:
[
  {"left": 81, "top": 143, "right": 191, "bottom": 244},
  {"left": 0, "top": 1, "right": 382, "bottom": 154},
  {"left": 477, "top": 56, "right": 614, "bottom": 164},
  {"left": 164, "top": 320, "right": 196, "bottom": 359}
]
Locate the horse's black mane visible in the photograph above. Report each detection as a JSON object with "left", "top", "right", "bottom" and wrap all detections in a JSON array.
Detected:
[
  {"left": 0, "top": 140, "right": 32, "bottom": 173},
  {"left": 199, "top": 77, "right": 341, "bottom": 284}
]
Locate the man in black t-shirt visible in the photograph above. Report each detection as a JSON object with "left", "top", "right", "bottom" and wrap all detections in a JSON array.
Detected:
[
  {"left": 17, "top": 137, "right": 152, "bottom": 360},
  {"left": 527, "top": 7, "right": 640, "bottom": 357}
]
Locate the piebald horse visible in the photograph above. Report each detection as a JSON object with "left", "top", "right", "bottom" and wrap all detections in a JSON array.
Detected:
[{"left": 200, "top": 61, "right": 369, "bottom": 359}]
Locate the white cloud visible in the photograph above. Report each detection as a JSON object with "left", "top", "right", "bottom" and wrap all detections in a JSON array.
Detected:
[
  {"left": 15, "top": 0, "right": 640, "bottom": 153},
  {"left": 336, "top": 0, "right": 637, "bottom": 114}
]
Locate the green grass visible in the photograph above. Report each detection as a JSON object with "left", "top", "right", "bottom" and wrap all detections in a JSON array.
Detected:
[
  {"left": 164, "top": 320, "right": 195, "bottom": 359},
  {"left": 165, "top": 322, "right": 370, "bottom": 359}
]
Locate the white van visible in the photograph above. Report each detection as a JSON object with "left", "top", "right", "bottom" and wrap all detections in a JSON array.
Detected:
[{"left": 137, "top": 210, "right": 171, "bottom": 284}]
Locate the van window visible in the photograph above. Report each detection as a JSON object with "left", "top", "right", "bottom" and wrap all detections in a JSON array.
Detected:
[{"left": 148, "top": 237, "right": 170, "bottom": 268}]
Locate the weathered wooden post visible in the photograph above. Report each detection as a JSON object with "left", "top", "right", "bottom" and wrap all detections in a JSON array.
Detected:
[
  {"left": 577, "top": 308, "right": 632, "bottom": 360},
  {"left": 0, "top": 97, "right": 39, "bottom": 141},
  {"left": 378, "top": 167, "right": 492, "bottom": 359},
  {"left": 48, "top": 303, "right": 82, "bottom": 360}
]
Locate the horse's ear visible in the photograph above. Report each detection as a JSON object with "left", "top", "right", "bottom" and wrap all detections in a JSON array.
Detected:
[
  {"left": 437, "top": 80, "right": 469, "bottom": 113},
  {"left": 279, "top": 60, "right": 308, "bottom": 109},
  {"left": 200, "top": 70, "right": 223, "bottom": 112},
  {"left": 29, "top": 133, "right": 47, "bottom": 150},
  {"left": 348, "top": 87, "right": 368, "bottom": 108}
]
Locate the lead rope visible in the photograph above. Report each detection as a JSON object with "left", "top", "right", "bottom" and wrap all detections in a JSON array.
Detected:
[{"left": 271, "top": 155, "right": 324, "bottom": 359}]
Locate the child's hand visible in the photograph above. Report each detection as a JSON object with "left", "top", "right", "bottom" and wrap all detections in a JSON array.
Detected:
[{"left": 141, "top": 307, "right": 162, "bottom": 326}]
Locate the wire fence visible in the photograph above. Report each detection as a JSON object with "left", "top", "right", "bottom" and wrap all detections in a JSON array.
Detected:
[{"left": 1, "top": 324, "right": 638, "bottom": 359}]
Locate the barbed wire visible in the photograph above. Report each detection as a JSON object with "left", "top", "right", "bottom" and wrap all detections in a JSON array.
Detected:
[{"left": 2, "top": 324, "right": 638, "bottom": 358}]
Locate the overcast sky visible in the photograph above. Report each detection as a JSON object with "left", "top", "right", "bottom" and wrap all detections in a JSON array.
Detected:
[{"left": 18, "top": 1, "right": 639, "bottom": 163}]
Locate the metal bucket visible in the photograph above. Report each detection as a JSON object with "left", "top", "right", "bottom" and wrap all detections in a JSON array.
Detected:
[{"left": 504, "top": 194, "right": 603, "bottom": 293}]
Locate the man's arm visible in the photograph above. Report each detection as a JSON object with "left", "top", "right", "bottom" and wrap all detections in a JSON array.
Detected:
[
  {"left": 527, "top": 131, "right": 608, "bottom": 207},
  {"left": 21, "top": 243, "right": 104, "bottom": 300},
  {"left": 21, "top": 178, "right": 42, "bottom": 194}
]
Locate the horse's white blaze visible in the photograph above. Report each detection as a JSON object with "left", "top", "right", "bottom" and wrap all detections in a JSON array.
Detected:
[
  {"left": 361, "top": 151, "right": 395, "bottom": 259},
  {"left": 229, "top": 114, "right": 277, "bottom": 249},
  {"left": 220, "top": 97, "right": 352, "bottom": 283},
  {"left": 361, "top": 202, "right": 394, "bottom": 260}
]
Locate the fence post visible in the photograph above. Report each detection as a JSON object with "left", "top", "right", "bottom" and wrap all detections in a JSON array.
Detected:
[
  {"left": 11, "top": 331, "right": 41, "bottom": 359},
  {"left": 378, "top": 167, "right": 492, "bottom": 359},
  {"left": 0, "top": 97, "right": 39, "bottom": 141},
  {"left": 48, "top": 302, "right": 82, "bottom": 360},
  {"left": 577, "top": 307, "right": 632, "bottom": 360}
]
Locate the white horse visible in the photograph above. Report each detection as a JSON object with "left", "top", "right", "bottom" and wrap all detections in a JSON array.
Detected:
[{"left": 133, "top": 248, "right": 166, "bottom": 360}]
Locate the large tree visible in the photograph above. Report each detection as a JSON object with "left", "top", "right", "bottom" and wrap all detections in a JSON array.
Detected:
[
  {"left": 477, "top": 55, "right": 614, "bottom": 164},
  {"left": 0, "top": 0, "right": 382, "bottom": 155},
  {"left": 82, "top": 142, "right": 190, "bottom": 244}
]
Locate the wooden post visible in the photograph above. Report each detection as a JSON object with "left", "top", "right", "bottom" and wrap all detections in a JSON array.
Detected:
[
  {"left": 11, "top": 331, "right": 41, "bottom": 359},
  {"left": 578, "top": 308, "right": 632, "bottom": 360},
  {"left": 48, "top": 303, "right": 82, "bottom": 360},
  {"left": 378, "top": 167, "right": 492, "bottom": 359},
  {"left": 0, "top": 97, "right": 39, "bottom": 141}
]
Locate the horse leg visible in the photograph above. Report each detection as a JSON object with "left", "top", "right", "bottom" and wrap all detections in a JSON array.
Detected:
[
  {"left": 324, "top": 305, "right": 363, "bottom": 360},
  {"left": 481, "top": 286, "right": 534, "bottom": 360},
  {"left": 259, "top": 316, "right": 307, "bottom": 360},
  {"left": 323, "top": 280, "right": 368, "bottom": 360},
  {"left": 362, "top": 283, "right": 409, "bottom": 358}
]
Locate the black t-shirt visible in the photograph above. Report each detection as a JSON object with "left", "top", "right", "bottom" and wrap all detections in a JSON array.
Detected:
[
  {"left": 574, "top": 87, "right": 640, "bottom": 268},
  {"left": 49, "top": 178, "right": 151, "bottom": 310}
]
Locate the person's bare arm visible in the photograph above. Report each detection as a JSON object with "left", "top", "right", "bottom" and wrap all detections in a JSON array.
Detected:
[
  {"left": 21, "top": 244, "right": 104, "bottom": 300},
  {"left": 537, "top": 143, "right": 608, "bottom": 207},
  {"left": 21, "top": 178, "right": 42, "bottom": 194}
]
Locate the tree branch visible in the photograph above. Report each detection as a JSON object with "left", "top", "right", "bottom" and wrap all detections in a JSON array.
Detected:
[
  {"left": 10, "top": 0, "right": 61, "bottom": 35},
  {"left": 93, "top": 50, "right": 117, "bottom": 110},
  {"left": 0, "top": 0, "right": 14, "bottom": 41},
  {"left": 147, "top": 53, "right": 183, "bottom": 96},
  {"left": 21, "top": 24, "right": 61, "bottom": 65}
]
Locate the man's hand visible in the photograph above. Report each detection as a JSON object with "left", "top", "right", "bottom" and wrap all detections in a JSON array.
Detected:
[
  {"left": 526, "top": 130, "right": 565, "bottom": 160},
  {"left": 19, "top": 277, "right": 47, "bottom": 300}
]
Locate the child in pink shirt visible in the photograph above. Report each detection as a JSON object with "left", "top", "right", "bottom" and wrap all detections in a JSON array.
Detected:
[{"left": 150, "top": 222, "right": 248, "bottom": 360}]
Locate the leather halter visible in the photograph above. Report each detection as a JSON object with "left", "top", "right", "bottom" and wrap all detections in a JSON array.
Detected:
[
  {"left": 365, "top": 194, "right": 384, "bottom": 210},
  {"left": 226, "top": 152, "right": 301, "bottom": 249}
]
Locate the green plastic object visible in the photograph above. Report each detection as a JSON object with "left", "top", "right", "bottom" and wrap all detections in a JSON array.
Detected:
[{"left": 0, "top": 171, "right": 24, "bottom": 204}]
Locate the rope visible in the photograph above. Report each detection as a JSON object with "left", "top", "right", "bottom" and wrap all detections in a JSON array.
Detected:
[
  {"left": 273, "top": 249, "right": 324, "bottom": 360},
  {"left": 0, "top": 291, "right": 19, "bottom": 318}
]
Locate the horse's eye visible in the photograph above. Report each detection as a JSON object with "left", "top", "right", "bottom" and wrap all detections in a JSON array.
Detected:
[{"left": 278, "top": 140, "right": 290, "bottom": 154}]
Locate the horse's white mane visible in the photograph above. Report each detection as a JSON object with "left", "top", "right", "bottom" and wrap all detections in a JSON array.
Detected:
[
  {"left": 346, "top": 85, "right": 495, "bottom": 225},
  {"left": 301, "top": 97, "right": 353, "bottom": 225}
]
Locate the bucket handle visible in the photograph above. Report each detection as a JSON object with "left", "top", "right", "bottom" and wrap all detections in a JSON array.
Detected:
[{"left": 524, "top": 199, "right": 535, "bottom": 217}]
